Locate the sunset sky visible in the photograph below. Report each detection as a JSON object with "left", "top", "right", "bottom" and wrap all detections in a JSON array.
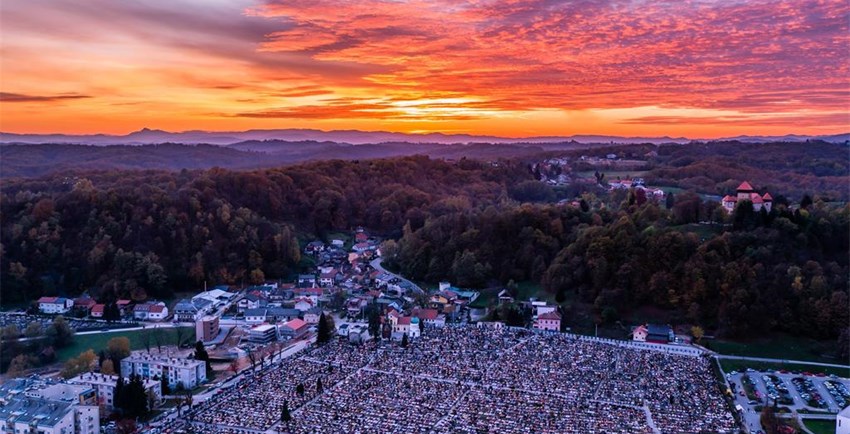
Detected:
[{"left": 1, "top": 0, "right": 848, "bottom": 138}]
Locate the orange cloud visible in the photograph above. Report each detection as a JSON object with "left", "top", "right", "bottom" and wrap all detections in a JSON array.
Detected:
[{"left": 1, "top": 0, "right": 848, "bottom": 136}]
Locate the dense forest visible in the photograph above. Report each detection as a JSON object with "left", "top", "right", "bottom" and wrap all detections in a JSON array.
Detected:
[
  {"left": 1, "top": 143, "right": 847, "bottom": 346},
  {"left": 386, "top": 196, "right": 849, "bottom": 340},
  {"left": 0, "top": 157, "right": 528, "bottom": 303}
]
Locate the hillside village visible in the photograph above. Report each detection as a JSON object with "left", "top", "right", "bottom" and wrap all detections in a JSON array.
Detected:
[{"left": 1, "top": 174, "right": 847, "bottom": 434}]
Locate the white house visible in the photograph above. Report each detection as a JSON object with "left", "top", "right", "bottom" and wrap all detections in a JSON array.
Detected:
[
  {"left": 632, "top": 325, "right": 648, "bottom": 342},
  {"left": 392, "top": 316, "right": 420, "bottom": 340},
  {"left": 133, "top": 302, "right": 168, "bottom": 321},
  {"left": 293, "top": 297, "right": 315, "bottom": 312},
  {"left": 244, "top": 308, "right": 268, "bottom": 325},
  {"left": 533, "top": 311, "right": 561, "bottom": 332},
  {"left": 38, "top": 297, "right": 73, "bottom": 314},
  {"left": 303, "top": 307, "right": 323, "bottom": 324},
  {"left": 319, "top": 269, "right": 337, "bottom": 287},
  {"left": 497, "top": 289, "right": 514, "bottom": 304}
]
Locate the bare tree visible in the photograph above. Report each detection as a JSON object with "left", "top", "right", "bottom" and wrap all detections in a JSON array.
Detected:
[
  {"left": 153, "top": 328, "right": 163, "bottom": 353},
  {"left": 142, "top": 329, "right": 152, "bottom": 353},
  {"left": 174, "top": 327, "right": 185, "bottom": 348},
  {"left": 247, "top": 350, "right": 257, "bottom": 371}
]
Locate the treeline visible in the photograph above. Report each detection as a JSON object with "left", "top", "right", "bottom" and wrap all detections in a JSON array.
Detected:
[
  {"left": 648, "top": 141, "right": 849, "bottom": 201},
  {"left": 387, "top": 198, "right": 849, "bottom": 339},
  {"left": 0, "top": 156, "right": 531, "bottom": 303}
]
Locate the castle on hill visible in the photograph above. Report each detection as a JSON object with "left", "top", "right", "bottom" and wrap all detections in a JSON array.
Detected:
[{"left": 721, "top": 181, "right": 773, "bottom": 213}]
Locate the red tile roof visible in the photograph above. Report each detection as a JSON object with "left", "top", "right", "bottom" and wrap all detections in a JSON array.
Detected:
[
  {"left": 74, "top": 298, "right": 96, "bottom": 307},
  {"left": 538, "top": 311, "right": 561, "bottom": 321},
  {"left": 38, "top": 296, "right": 58, "bottom": 303},
  {"left": 413, "top": 308, "right": 438, "bottom": 321},
  {"left": 284, "top": 318, "right": 307, "bottom": 330},
  {"left": 721, "top": 195, "right": 737, "bottom": 203},
  {"left": 397, "top": 316, "right": 412, "bottom": 325},
  {"left": 736, "top": 181, "right": 754, "bottom": 191},
  {"left": 149, "top": 305, "right": 166, "bottom": 313},
  {"left": 762, "top": 192, "right": 773, "bottom": 201},
  {"left": 91, "top": 304, "right": 105, "bottom": 314}
]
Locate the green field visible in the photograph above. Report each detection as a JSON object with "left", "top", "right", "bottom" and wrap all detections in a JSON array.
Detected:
[
  {"left": 57, "top": 327, "right": 196, "bottom": 361},
  {"left": 802, "top": 419, "right": 836, "bottom": 434},
  {"left": 515, "top": 281, "right": 555, "bottom": 303},
  {"left": 710, "top": 334, "right": 840, "bottom": 364},
  {"left": 718, "top": 359, "right": 849, "bottom": 378}
]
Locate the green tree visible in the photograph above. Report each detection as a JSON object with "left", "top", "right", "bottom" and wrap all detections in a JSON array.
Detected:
[
  {"left": 194, "top": 341, "right": 211, "bottom": 374},
  {"left": 46, "top": 316, "right": 74, "bottom": 348},
  {"left": 316, "top": 313, "right": 332, "bottom": 345},
  {"left": 281, "top": 400, "right": 292, "bottom": 423},
  {"left": 24, "top": 322, "right": 42, "bottom": 338},
  {"left": 367, "top": 306, "right": 381, "bottom": 340}
]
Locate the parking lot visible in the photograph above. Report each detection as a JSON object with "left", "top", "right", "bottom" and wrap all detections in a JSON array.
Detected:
[{"left": 726, "top": 369, "right": 850, "bottom": 432}]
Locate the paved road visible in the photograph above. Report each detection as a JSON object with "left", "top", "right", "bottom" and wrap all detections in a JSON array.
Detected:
[
  {"left": 370, "top": 257, "right": 424, "bottom": 294},
  {"left": 717, "top": 354, "right": 850, "bottom": 369}
]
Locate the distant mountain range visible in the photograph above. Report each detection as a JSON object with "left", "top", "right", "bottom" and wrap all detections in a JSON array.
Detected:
[{"left": 3, "top": 127, "right": 846, "bottom": 146}]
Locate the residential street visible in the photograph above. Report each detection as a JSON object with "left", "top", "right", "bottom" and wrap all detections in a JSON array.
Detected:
[{"left": 370, "top": 257, "right": 424, "bottom": 294}]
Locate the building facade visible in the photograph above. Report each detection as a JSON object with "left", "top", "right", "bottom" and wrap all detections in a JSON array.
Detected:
[
  {"left": 195, "top": 315, "right": 220, "bottom": 343},
  {"left": 120, "top": 354, "right": 206, "bottom": 389},
  {"left": 68, "top": 372, "right": 161, "bottom": 410}
]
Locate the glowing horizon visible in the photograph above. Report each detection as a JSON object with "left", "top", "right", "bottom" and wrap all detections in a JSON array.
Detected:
[{"left": 1, "top": 0, "right": 848, "bottom": 138}]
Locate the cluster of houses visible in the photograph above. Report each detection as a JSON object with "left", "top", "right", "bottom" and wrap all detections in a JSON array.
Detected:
[
  {"left": 36, "top": 296, "right": 169, "bottom": 322},
  {"left": 607, "top": 178, "right": 666, "bottom": 201},
  {"left": 236, "top": 228, "right": 420, "bottom": 345},
  {"left": 721, "top": 181, "right": 773, "bottom": 213}
]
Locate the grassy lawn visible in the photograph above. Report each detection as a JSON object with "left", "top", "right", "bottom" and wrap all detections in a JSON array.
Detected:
[
  {"left": 802, "top": 419, "right": 836, "bottom": 434},
  {"left": 710, "top": 334, "right": 840, "bottom": 364},
  {"left": 57, "top": 327, "right": 195, "bottom": 361},
  {"left": 468, "top": 288, "right": 496, "bottom": 309},
  {"left": 515, "top": 281, "right": 555, "bottom": 303},
  {"left": 718, "top": 359, "right": 849, "bottom": 378},
  {"left": 325, "top": 232, "right": 352, "bottom": 249}
]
